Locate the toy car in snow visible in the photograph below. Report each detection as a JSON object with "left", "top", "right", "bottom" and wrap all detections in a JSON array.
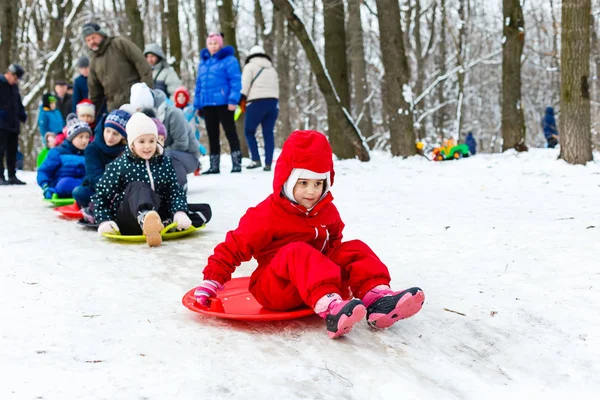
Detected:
[{"left": 432, "top": 139, "right": 470, "bottom": 161}]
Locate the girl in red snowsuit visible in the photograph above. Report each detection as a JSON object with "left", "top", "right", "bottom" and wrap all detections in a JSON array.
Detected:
[{"left": 195, "top": 130, "right": 424, "bottom": 338}]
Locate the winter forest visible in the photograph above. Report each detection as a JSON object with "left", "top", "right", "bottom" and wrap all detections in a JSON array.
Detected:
[{"left": 0, "top": 0, "right": 598, "bottom": 166}]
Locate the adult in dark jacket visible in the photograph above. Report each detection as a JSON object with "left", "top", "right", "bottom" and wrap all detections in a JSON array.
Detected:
[
  {"left": 72, "top": 56, "right": 90, "bottom": 113},
  {"left": 194, "top": 33, "right": 242, "bottom": 174},
  {"left": 0, "top": 63, "right": 27, "bottom": 185},
  {"left": 542, "top": 107, "right": 559, "bottom": 148},
  {"left": 81, "top": 22, "right": 153, "bottom": 115},
  {"left": 73, "top": 109, "right": 130, "bottom": 208},
  {"left": 465, "top": 132, "right": 477, "bottom": 155},
  {"left": 54, "top": 80, "right": 72, "bottom": 120}
]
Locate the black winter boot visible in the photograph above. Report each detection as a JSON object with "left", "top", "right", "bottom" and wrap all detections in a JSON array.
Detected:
[
  {"left": 204, "top": 154, "right": 220, "bottom": 174},
  {"left": 231, "top": 150, "right": 242, "bottom": 173}
]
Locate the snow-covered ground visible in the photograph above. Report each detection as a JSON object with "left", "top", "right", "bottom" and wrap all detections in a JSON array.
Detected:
[{"left": 1, "top": 149, "right": 599, "bottom": 399}]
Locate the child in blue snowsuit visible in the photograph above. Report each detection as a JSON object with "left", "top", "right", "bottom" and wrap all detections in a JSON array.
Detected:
[
  {"left": 38, "top": 93, "right": 65, "bottom": 146},
  {"left": 542, "top": 107, "right": 559, "bottom": 148},
  {"left": 37, "top": 114, "right": 90, "bottom": 199},
  {"left": 73, "top": 109, "right": 130, "bottom": 208}
]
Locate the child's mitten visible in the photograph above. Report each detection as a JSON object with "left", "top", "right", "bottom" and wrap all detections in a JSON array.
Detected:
[
  {"left": 194, "top": 280, "right": 223, "bottom": 307},
  {"left": 42, "top": 185, "right": 56, "bottom": 199},
  {"left": 97, "top": 221, "right": 120, "bottom": 236},
  {"left": 173, "top": 211, "right": 192, "bottom": 231}
]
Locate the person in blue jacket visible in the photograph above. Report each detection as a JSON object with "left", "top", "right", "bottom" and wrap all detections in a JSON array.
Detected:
[
  {"left": 542, "top": 107, "right": 559, "bottom": 148},
  {"left": 37, "top": 114, "right": 91, "bottom": 199},
  {"left": 73, "top": 109, "right": 130, "bottom": 209},
  {"left": 38, "top": 93, "right": 65, "bottom": 145},
  {"left": 465, "top": 132, "right": 477, "bottom": 155},
  {"left": 194, "top": 32, "right": 242, "bottom": 174}
]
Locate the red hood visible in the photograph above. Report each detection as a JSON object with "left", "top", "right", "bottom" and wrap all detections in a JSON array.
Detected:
[
  {"left": 273, "top": 130, "right": 335, "bottom": 194},
  {"left": 174, "top": 87, "right": 190, "bottom": 108}
]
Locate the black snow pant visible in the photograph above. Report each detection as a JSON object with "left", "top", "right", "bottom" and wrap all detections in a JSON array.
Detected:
[
  {"left": 203, "top": 105, "right": 241, "bottom": 155},
  {"left": 116, "top": 182, "right": 163, "bottom": 235},
  {"left": 115, "top": 182, "right": 213, "bottom": 234},
  {"left": 0, "top": 129, "right": 19, "bottom": 178}
]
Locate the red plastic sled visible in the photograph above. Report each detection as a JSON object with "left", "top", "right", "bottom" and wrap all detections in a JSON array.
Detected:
[
  {"left": 182, "top": 276, "right": 314, "bottom": 321},
  {"left": 55, "top": 203, "right": 82, "bottom": 219}
]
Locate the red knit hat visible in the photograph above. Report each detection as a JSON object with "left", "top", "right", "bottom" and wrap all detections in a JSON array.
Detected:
[
  {"left": 173, "top": 87, "right": 190, "bottom": 108},
  {"left": 76, "top": 99, "right": 95, "bottom": 117}
]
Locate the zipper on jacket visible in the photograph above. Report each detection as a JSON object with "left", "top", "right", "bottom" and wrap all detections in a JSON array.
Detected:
[{"left": 145, "top": 160, "right": 155, "bottom": 191}]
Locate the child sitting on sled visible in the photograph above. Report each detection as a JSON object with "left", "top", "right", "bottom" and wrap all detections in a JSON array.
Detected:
[
  {"left": 73, "top": 109, "right": 131, "bottom": 210},
  {"left": 91, "top": 112, "right": 210, "bottom": 247},
  {"left": 37, "top": 114, "right": 91, "bottom": 199},
  {"left": 194, "top": 130, "right": 424, "bottom": 339}
]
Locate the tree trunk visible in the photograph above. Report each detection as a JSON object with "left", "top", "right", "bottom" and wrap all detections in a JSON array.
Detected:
[
  {"left": 272, "top": 0, "right": 370, "bottom": 161},
  {"left": 124, "top": 0, "right": 145, "bottom": 50},
  {"left": 166, "top": 0, "right": 182, "bottom": 75},
  {"left": 324, "top": 0, "right": 355, "bottom": 159},
  {"left": 347, "top": 0, "right": 374, "bottom": 143},
  {"left": 501, "top": 0, "right": 526, "bottom": 151},
  {"left": 218, "top": 0, "right": 239, "bottom": 57},
  {"left": 375, "top": 0, "right": 415, "bottom": 157},
  {"left": 0, "top": 0, "right": 19, "bottom": 72},
  {"left": 455, "top": 0, "right": 467, "bottom": 141},
  {"left": 275, "top": 9, "right": 292, "bottom": 143},
  {"left": 49, "top": 0, "right": 67, "bottom": 83},
  {"left": 195, "top": 0, "right": 207, "bottom": 51},
  {"left": 436, "top": 0, "right": 447, "bottom": 140},
  {"left": 560, "top": 0, "right": 593, "bottom": 164}
]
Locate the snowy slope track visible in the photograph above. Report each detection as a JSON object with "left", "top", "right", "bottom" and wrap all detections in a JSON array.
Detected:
[{"left": 1, "top": 150, "right": 599, "bottom": 399}]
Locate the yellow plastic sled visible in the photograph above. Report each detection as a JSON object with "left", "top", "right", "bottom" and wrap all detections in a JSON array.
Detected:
[{"left": 102, "top": 222, "right": 205, "bottom": 243}]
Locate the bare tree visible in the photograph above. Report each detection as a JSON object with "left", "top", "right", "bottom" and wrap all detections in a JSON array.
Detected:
[
  {"left": 375, "top": 0, "right": 416, "bottom": 157},
  {"left": 166, "top": 0, "right": 183, "bottom": 75},
  {"left": 501, "top": 0, "right": 526, "bottom": 151},
  {"left": 0, "top": 0, "right": 19, "bottom": 71},
  {"left": 195, "top": 0, "right": 208, "bottom": 51},
  {"left": 560, "top": 0, "right": 593, "bottom": 164},
  {"left": 272, "top": 0, "right": 370, "bottom": 161},
  {"left": 347, "top": 0, "right": 374, "bottom": 142},
  {"left": 124, "top": 0, "right": 145, "bottom": 50},
  {"left": 275, "top": 10, "right": 292, "bottom": 141},
  {"left": 324, "top": 0, "right": 355, "bottom": 159},
  {"left": 218, "top": 0, "right": 239, "bottom": 56}
]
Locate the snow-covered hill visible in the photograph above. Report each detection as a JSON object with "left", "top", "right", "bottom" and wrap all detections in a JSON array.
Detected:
[{"left": 1, "top": 149, "right": 598, "bottom": 399}]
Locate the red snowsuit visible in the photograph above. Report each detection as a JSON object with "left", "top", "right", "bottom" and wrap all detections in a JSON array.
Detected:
[{"left": 203, "top": 130, "right": 391, "bottom": 310}]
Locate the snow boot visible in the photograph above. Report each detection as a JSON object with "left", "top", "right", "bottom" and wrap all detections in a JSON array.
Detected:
[
  {"left": 263, "top": 164, "right": 271, "bottom": 172},
  {"left": 247, "top": 160, "right": 261, "bottom": 169},
  {"left": 231, "top": 150, "right": 242, "bottom": 173},
  {"left": 8, "top": 176, "right": 26, "bottom": 185},
  {"left": 138, "top": 210, "right": 164, "bottom": 247},
  {"left": 204, "top": 154, "right": 220, "bottom": 174},
  {"left": 82, "top": 206, "right": 96, "bottom": 224},
  {"left": 0, "top": 176, "right": 8, "bottom": 186},
  {"left": 362, "top": 286, "right": 425, "bottom": 329},
  {"left": 319, "top": 298, "right": 367, "bottom": 339}
]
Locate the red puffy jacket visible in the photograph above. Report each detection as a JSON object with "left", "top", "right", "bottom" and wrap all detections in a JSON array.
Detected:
[{"left": 203, "top": 130, "right": 344, "bottom": 284}]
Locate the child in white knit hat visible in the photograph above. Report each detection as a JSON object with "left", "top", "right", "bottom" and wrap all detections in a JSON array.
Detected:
[{"left": 91, "top": 112, "right": 196, "bottom": 247}]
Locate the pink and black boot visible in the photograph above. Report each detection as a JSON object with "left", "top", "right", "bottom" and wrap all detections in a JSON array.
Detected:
[
  {"left": 315, "top": 294, "right": 367, "bottom": 339},
  {"left": 362, "top": 286, "right": 425, "bottom": 329}
]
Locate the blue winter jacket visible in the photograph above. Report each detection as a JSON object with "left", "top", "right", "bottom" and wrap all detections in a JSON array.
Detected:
[
  {"left": 0, "top": 75, "right": 27, "bottom": 133},
  {"left": 465, "top": 132, "right": 477, "bottom": 155},
  {"left": 38, "top": 107, "right": 65, "bottom": 138},
  {"left": 82, "top": 118, "right": 125, "bottom": 190},
  {"left": 542, "top": 107, "right": 558, "bottom": 140},
  {"left": 37, "top": 141, "right": 86, "bottom": 189},
  {"left": 194, "top": 46, "right": 242, "bottom": 110},
  {"left": 71, "top": 75, "right": 89, "bottom": 114}
]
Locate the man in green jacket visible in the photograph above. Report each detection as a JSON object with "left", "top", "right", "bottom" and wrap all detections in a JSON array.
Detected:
[{"left": 81, "top": 22, "right": 153, "bottom": 116}]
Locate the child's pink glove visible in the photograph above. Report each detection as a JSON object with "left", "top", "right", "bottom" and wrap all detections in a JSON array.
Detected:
[
  {"left": 97, "top": 221, "right": 120, "bottom": 236},
  {"left": 173, "top": 211, "right": 192, "bottom": 231},
  {"left": 194, "top": 280, "right": 223, "bottom": 307}
]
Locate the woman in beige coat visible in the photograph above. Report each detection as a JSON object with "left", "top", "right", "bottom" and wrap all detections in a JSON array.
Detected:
[{"left": 240, "top": 46, "right": 279, "bottom": 171}]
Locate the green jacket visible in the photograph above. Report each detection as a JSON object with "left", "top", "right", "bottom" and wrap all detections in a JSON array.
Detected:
[
  {"left": 88, "top": 36, "right": 153, "bottom": 113},
  {"left": 91, "top": 148, "right": 188, "bottom": 224}
]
